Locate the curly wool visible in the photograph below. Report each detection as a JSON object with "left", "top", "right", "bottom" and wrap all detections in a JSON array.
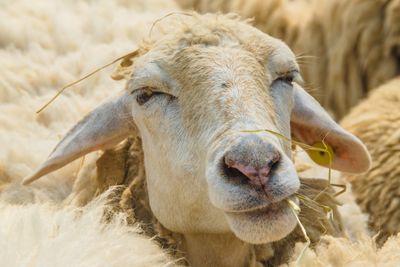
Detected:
[
  {"left": 341, "top": 77, "right": 400, "bottom": 246},
  {"left": 178, "top": 0, "right": 400, "bottom": 118},
  {"left": 0, "top": 194, "right": 175, "bottom": 267},
  {"left": 285, "top": 234, "right": 400, "bottom": 267}
]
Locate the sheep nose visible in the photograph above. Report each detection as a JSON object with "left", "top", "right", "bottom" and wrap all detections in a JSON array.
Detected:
[{"left": 223, "top": 135, "right": 281, "bottom": 186}]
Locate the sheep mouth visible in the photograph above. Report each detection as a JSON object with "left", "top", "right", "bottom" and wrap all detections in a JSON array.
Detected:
[
  {"left": 224, "top": 195, "right": 298, "bottom": 215},
  {"left": 207, "top": 149, "right": 300, "bottom": 215},
  {"left": 223, "top": 196, "right": 299, "bottom": 244}
]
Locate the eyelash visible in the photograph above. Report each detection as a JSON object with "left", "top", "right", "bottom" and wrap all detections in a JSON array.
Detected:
[
  {"left": 135, "top": 89, "right": 153, "bottom": 105},
  {"left": 276, "top": 71, "right": 298, "bottom": 85},
  {"left": 279, "top": 75, "right": 294, "bottom": 84},
  {"left": 132, "top": 87, "right": 175, "bottom": 106}
]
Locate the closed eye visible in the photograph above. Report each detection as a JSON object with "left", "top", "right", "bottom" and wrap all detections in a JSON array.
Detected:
[
  {"left": 276, "top": 75, "right": 294, "bottom": 85},
  {"left": 274, "top": 70, "right": 302, "bottom": 86},
  {"left": 132, "top": 87, "right": 176, "bottom": 106}
]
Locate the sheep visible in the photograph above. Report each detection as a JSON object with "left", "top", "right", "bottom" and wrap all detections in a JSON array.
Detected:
[
  {"left": 340, "top": 77, "right": 400, "bottom": 246},
  {"left": 177, "top": 0, "right": 400, "bottom": 118},
  {"left": 20, "top": 11, "right": 372, "bottom": 267}
]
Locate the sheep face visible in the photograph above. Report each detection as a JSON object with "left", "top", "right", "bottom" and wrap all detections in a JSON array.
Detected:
[
  {"left": 24, "top": 14, "right": 371, "bottom": 245},
  {"left": 127, "top": 38, "right": 302, "bottom": 243}
]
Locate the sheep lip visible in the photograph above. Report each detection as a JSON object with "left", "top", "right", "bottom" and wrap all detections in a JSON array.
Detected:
[
  {"left": 223, "top": 195, "right": 297, "bottom": 214},
  {"left": 225, "top": 200, "right": 291, "bottom": 219}
]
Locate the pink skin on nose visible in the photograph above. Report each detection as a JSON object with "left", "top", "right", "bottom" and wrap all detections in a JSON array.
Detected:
[{"left": 228, "top": 162, "right": 271, "bottom": 186}]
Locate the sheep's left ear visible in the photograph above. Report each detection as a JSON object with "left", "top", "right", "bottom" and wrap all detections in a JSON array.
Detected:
[
  {"left": 290, "top": 84, "right": 371, "bottom": 173},
  {"left": 22, "top": 92, "right": 134, "bottom": 185}
]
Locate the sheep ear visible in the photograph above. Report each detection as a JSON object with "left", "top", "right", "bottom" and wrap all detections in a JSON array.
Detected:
[
  {"left": 290, "top": 84, "right": 371, "bottom": 173},
  {"left": 22, "top": 93, "right": 134, "bottom": 185}
]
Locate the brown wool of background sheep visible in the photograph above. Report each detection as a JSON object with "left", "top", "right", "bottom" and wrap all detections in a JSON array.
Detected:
[
  {"left": 341, "top": 77, "right": 400, "bottom": 246},
  {"left": 177, "top": 0, "right": 400, "bottom": 119}
]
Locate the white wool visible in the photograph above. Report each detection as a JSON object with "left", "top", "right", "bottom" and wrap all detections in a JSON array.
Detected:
[
  {"left": 286, "top": 234, "right": 400, "bottom": 266},
  {"left": 0, "top": 191, "right": 175, "bottom": 267}
]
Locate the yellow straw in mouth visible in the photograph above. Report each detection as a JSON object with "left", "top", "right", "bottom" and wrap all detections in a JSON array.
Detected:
[
  {"left": 287, "top": 198, "right": 310, "bottom": 266},
  {"left": 242, "top": 128, "right": 340, "bottom": 265}
]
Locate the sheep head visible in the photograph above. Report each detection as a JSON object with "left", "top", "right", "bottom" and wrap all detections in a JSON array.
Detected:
[{"left": 23, "top": 14, "right": 370, "bottom": 244}]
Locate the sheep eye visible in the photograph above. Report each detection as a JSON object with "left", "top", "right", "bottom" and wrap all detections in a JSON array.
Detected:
[
  {"left": 278, "top": 75, "right": 294, "bottom": 85},
  {"left": 135, "top": 89, "right": 154, "bottom": 105},
  {"left": 275, "top": 70, "right": 300, "bottom": 86},
  {"left": 133, "top": 86, "right": 176, "bottom": 106}
]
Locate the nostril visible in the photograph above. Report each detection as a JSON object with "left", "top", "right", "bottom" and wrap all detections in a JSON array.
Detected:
[
  {"left": 222, "top": 149, "right": 281, "bottom": 186},
  {"left": 224, "top": 158, "right": 259, "bottom": 178},
  {"left": 223, "top": 158, "right": 247, "bottom": 182},
  {"left": 222, "top": 158, "right": 250, "bottom": 185},
  {"left": 268, "top": 151, "right": 281, "bottom": 168}
]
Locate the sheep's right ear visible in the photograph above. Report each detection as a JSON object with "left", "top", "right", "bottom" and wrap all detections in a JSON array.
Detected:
[
  {"left": 22, "top": 93, "right": 134, "bottom": 185},
  {"left": 290, "top": 84, "right": 371, "bottom": 173}
]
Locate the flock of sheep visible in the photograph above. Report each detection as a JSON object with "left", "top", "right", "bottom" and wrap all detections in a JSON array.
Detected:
[{"left": 0, "top": 0, "right": 399, "bottom": 266}]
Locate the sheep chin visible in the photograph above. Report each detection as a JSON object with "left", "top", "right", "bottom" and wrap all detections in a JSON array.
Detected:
[{"left": 224, "top": 200, "right": 297, "bottom": 244}]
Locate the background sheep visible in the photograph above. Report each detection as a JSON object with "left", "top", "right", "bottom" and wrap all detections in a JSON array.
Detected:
[
  {"left": 341, "top": 77, "right": 400, "bottom": 246},
  {"left": 178, "top": 0, "right": 400, "bottom": 118},
  {"left": 1, "top": 0, "right": 400, "bottom": 266}
]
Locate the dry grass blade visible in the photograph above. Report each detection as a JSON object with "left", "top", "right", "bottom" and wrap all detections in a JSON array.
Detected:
[
  {"left": 74, "top": 155, "right": 86, "bottom": 179},
  {"left": 295, "top": 193, "right": 334, "bottom": 223},
  {"left": 330, "top": 183, "right": 347, "bottom": 197},
  {"left": 149, "top": 11, "right": 193, "bottom": 39},
  {"left": 36, "top": 50, "right": 138, "bottom": 114},
  {"left": 287, "top": 199, "right": 310, "bottom": 266},
  {"left": 287, "top": 199, "right": 301, "bottom": 213},
  {"left": 241, "top": 129, "right": 331, "bottom": 154}
]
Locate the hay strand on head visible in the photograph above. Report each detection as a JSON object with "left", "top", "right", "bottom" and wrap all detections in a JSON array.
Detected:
[{"left": 36, "top": 50, "right": 139, "bottom": 114}]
